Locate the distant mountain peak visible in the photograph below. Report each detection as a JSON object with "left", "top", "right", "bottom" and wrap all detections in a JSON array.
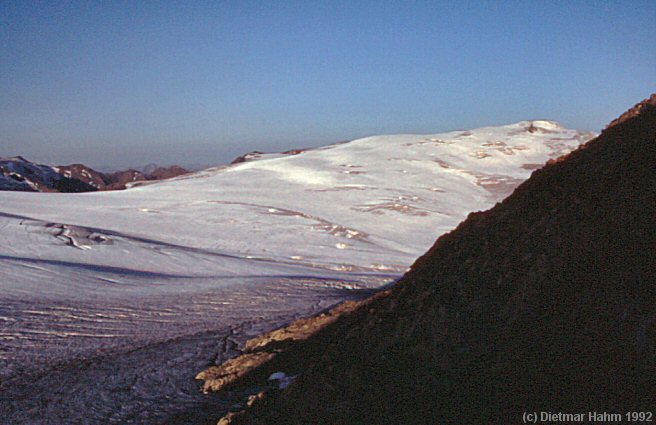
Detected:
[{"left": 0, "top": 157, "right": 189, "bottom": 193}]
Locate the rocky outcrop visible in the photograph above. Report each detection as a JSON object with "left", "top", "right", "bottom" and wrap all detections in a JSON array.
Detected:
[
  {"left": 56, "top": 164, "right": 111, "bottom": 189},
  {"left": 205, "top": 94, "right": 656, "bottom": 424},
  {"left": 103, "top": 169, "right": 147, "bottom": 190},
  {"left": 106, "top": 166, "right": 189, "bottom": 189},
  {"left": 197, "top": 299, "right": 376, "bottom": 425},
  {"left": 230, "top": 151, "right": 267, "bottom": 165},
  {"left": 148, "top": 165, "right": 188, "bottom": 180},
  {"left": 196, "top": 300, "right": 364, "bottom": 395},
  {"left": 230, "top": 147, "right": 310, "bottom": 165}
]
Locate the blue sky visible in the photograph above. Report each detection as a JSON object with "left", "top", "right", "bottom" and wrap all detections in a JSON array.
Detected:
[{"left": 1, "top": 1, "right": 654, "bottom": 169}]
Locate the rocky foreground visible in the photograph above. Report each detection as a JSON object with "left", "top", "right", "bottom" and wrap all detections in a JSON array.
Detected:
[{"left": 196, "top": 95, "right": 656, "bottom": 424}]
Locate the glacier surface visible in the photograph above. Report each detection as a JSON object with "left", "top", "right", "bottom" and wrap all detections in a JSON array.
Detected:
[{"left": 0, "top": 121, "right": 594, "bottom": 423}]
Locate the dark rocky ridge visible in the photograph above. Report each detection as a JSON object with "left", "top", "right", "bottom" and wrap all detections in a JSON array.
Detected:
[
  {"left": 56, "top": 164, "right": 112, "bottom": 189},
  {"left": 605, "top": 93, "right": 656, "bottom": 129},
  {"left": 148, "top": 165, "right": 189, "bottom": 180},
  {"left": 201, "top": 95, "right": 656, "bottom": 424},
  {"left": 103, "top": 169, "right": 147, "bottom": 190}
]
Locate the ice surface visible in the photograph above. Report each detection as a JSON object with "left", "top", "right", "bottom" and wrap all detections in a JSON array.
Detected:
[{"left": 0, "top": 121, "right": 594, "bottom": 423}]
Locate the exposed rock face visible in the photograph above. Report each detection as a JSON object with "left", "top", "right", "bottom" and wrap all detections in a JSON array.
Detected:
[
  {"left": 104, "top": 169, "right": 147, "bottom": 190},
  {"left": 56, "top": 164, "right": 111, "bottom": 190},
  {"left": 106, "top": 166, "right": 189, "bottom": 189},
  {"left": 214, "top": 95, "right": 656, "bottom": 423},
  {"left": 196, "top": 300, "right": 363, "bottom": 394},
  {"left": 148, "top": 165, "right": 188, "bottom": 180}
]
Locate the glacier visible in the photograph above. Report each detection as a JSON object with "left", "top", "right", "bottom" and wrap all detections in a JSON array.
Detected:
[{"left": 0, "top": 121, "right": 594, "bottom": 423}]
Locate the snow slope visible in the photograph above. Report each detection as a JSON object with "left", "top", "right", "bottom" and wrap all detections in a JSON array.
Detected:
[{"left": 0, "top": 120, "right": 594, "bottom": 423}]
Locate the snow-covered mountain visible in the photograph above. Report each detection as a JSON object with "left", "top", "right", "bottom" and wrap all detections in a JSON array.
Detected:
[
  {"left": 0, "top": 156, "right": 189, "bottom": 192},
  {"left": 0, "top": 121, "right": 595, "bottom": 275},
  {"left": 0, "top": 156, "right": 98, "bottom": 192},
  {"left": 0, "top": 120, "right": 594, "bottom": 423}
]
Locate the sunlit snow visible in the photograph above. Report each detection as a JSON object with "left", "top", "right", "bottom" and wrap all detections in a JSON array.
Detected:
[{"left": 0, "top": 121, "right": 594, "bottom": 423}]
